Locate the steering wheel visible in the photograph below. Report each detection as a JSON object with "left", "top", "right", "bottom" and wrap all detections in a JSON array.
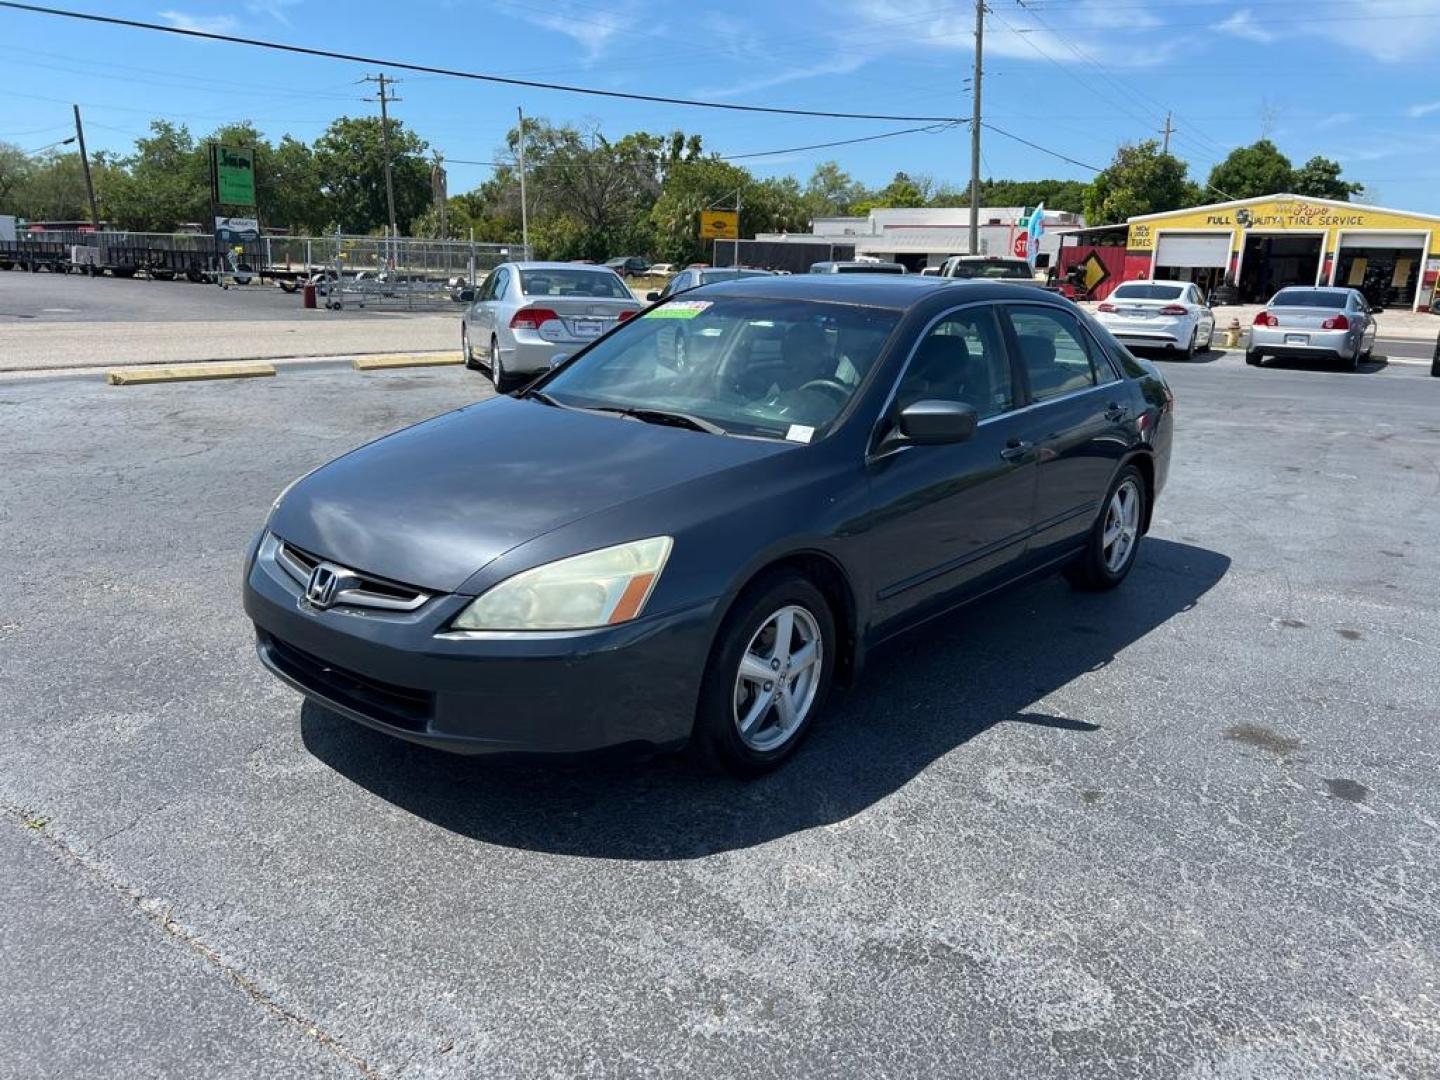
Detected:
[{"left": 797, "top": 377, "right": 851, "bottom": 402}]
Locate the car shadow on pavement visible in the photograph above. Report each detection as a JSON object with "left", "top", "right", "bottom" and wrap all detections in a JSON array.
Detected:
[
  {"left": 301, "top": 538, "right": 1229, "bottom": 859},
  {"left": 1261, "top": 356, "right": 1389, "bottom": 374}
]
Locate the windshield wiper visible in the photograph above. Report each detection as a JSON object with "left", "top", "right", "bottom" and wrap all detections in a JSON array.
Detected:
[
  {"left": 525, "top": 389, "right": 564, "bottom": 408},
  {"left": 590, "top": 405, "right": 726, "bottom": 435}
]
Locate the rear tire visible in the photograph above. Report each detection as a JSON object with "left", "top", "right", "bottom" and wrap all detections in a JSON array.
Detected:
[
  {"left": 462, "top": 324, "right": 478, "bottom": 370},
  {"left": 1245, "top": 350, "right": 1263, "bottom": 366},
  {"left": 490, "top": 337, "right": 518, "bottom": 393},
  {"left": 690, "top": 572, "right": 836, "bottom": 778},
  {"left": 1183, "top": 327, "right": 1198, "bottom": 361},
  {"left": 1064, "top": 464, "right": 1147, "bottom": 592}
]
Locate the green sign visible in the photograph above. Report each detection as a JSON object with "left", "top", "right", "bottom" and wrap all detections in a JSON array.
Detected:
[{"left": 215, "top": 145, "right": 255, "bottom": 207}]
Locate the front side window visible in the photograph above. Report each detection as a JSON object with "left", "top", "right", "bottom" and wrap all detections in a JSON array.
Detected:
[
  {"left": 893, "top": 305, "right": 1013, "bottom": 419},
  {"left": 1006, "top": 305, "right": 1103, "bottom": 403},
  {"left": 541, "top": 297, "right": 900, "bottom": 440},
  {"left": 520, "top": 269, "right": 632, "bottom": 299}
]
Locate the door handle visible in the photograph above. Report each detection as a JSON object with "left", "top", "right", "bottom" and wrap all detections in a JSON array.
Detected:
[
  {"left": 1104, "top": 402, "right": 1129, "bottom": 421},
  {"left": 1000, "top": 439, "right": 1032, "bottom": 462}
]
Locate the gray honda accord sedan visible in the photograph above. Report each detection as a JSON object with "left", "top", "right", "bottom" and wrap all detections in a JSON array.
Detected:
[{"left": 245, "top": 276, "right": 1174, "bottom": 775}]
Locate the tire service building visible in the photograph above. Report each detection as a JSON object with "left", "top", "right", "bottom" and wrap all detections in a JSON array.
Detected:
[{"left": 1122, "top": 195, "right": 1440, "bottom": 311}]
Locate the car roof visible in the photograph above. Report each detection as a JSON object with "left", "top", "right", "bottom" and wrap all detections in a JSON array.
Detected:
[
  {"left": 688, "top": 273, "right": 1058, "bottom": 310},
  {"left": 507, "top": 261, "right": 618, "bottom": 271},
  {"left": 1274, "top": 285, "right": 1351, "bottom": 293}
]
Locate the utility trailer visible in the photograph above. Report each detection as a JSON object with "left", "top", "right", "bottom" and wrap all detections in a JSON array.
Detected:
[{"left": 0, "top": 239, "right": 70, "bottom": 272}]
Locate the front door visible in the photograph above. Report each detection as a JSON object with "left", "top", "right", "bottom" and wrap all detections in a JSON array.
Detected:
[{"left": 864, "top": 303, "right": 1037, "bottom": 635}]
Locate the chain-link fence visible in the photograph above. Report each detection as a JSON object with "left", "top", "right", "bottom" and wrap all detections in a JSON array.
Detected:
[{"left": 313, "top": 236, "right": 527, "bottom": 310}]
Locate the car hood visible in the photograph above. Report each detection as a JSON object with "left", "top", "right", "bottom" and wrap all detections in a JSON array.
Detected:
[{"left": 269, "top": 395, "right": 792, "bottom": 593}]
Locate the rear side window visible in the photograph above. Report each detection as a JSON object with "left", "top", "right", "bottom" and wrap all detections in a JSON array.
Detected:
[
  {"left": 1005, "top": 306, "right": 1105, "bottom": 402},
  {"left": 1271, "top": 290, "right": 1347, "bottom": 308},
  {"left": 1083, "top": 314, "right": 1149, "bottom": 379}
]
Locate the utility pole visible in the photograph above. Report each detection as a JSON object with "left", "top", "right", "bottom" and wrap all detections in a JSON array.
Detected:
[
  {"left": 72, "top": 104, "right": 99, "bottom": 230},
  {"left": 968, "top": 0, "right": 984, "bottom": 254},
  {"left": 364, "top": 73, "right": 401, "bottom": 259},
  {"left": 1160, "top": 111, "right": 1177, "bottom": 154},
  {"left": 516, "top": 106, "right": 530, "bottom": 259}
]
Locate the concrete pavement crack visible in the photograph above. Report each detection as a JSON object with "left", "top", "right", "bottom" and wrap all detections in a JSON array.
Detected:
[{"left": 2, "top": 802, "right": 386, "bottom": 1079}]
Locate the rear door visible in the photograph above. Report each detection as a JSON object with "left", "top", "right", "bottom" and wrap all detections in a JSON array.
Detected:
[
  {"left": 1001, "top": 303, "right": 1133, "bottom": 564},
  {"left": 864, "top": 303, "right": 1037, "bottom": 635}
]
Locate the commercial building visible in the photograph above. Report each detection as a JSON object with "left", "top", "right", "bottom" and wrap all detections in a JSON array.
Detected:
[
  {"left": 1120, "top": 194, "right": 1440, "bottom": 311},
  {"left": 746, "top": 206, "right": 1084, "bottom": 272}
]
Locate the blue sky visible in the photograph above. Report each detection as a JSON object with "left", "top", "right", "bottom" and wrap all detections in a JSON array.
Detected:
[{"left": 3, "top": 0, "right": 1440, "bottom": 212}]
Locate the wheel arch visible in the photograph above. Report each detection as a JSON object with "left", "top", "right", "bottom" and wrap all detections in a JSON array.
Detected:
[
  {"left": 711, "top": 548, "right": 862, "bottom": 688},
  {"left": 1122, "top": 449, "right": 1157, "bottom": 534}
]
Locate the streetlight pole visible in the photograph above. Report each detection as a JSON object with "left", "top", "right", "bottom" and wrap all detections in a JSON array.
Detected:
[
  {"left": 517, "top": 106, "right": 530, "bottom": 259},
  {"left": 72, "top": 105, "right": 99, "bottom": 231}
]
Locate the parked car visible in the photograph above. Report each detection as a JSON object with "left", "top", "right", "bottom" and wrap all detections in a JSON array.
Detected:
[
  {"left": 647, "top": 267, "right": 774, "bottom": 302},
  {"left": 1095, "top": 280, "right": 1216, "bottom": 360},
  {"left": 605, "top": 256, "right": 650, "bottom": 278},
  {"left": 462, "top": 262, "right": 643, "bottom": 392},
  {"left": 647, "top": 263, "right": 675, "bottom": 278},
  {"left": 1246, "top": 286, "right": 1377, "bottom": 371},
  {"left": 810, "top": 260, "right": 906, "bottom": 274},
  {"left": 247, "top": 275, "right": 1174, "bottom": 775},
  {"left": 939, "top": 255, "right": 1033, "bottom": 280}
]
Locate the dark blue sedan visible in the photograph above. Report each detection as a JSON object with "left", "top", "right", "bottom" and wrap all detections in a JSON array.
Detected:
[{"left": 245, "top": 276, "right": 1173, "bottom": 775}]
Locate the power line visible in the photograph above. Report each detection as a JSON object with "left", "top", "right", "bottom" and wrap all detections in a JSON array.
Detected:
[
  {"left": 0, "top": 2, "right": 964, "bottom": 123},
  {"left": 980, "top": 123, "right": 1102, "bottom": 172}
]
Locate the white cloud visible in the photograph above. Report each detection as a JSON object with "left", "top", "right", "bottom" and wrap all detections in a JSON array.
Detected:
[
  {"left": 1214, "top": 9, "right": 1275, "bottom": 43},
  {"left": 1317, "top": 111, "right": 1355, "bottom": 129},
  {"left": 1298, "top": 0, "right": 1440, "bottom": 63},
  {"left": 246, "top": 0, "right": 300, "bottom": 25},
  {"left": 157, "top": 9, "right": 239, "bottom": 33},
  {"left": 505, "top": 0, "right": 644, "bottom": 63},
  {"left": 1407, "top": 100, "right": 1440, "bottom": 118}
]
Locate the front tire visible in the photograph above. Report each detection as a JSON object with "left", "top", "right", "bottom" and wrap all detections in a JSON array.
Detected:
[
  {"left": 1064, "top": 465, "right": 1147, "bottom": 592},
  {"left": 462, "top": 324, "right": 478, "bottom": 369},
  {"left": 691, "top": 572, "right": 836, "bottom": 777}
]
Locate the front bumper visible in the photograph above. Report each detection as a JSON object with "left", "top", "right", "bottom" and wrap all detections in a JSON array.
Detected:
[
  {"left": 1250, "top": 327, "right": 1355, "bottom": 359},
  {"left": 244, "top": 534, "right": 717, "bottom": 756}
]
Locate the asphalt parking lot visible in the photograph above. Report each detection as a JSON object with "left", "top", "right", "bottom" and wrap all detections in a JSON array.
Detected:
[{"left": 2, "top": 354, "right": 1438, "bottom": 1078}]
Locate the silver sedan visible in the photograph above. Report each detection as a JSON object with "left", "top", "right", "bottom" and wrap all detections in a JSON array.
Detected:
[
  {"left": 1246, "top": 286, "right": 1377, "bottom": 371},
  {"left": 462, "top": 262, "right": 642, "bottom": 392}
]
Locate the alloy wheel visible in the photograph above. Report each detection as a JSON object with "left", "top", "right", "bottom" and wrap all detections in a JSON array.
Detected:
[
  {"left": 1103, "top": 479, "right": 1141, "bottom": 573},
  {"left": 732, "top": 605, "right": 823, "bottom": 752}
]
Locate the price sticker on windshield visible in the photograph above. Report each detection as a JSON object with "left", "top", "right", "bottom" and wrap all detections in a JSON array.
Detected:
[{"left": 644, "top": 301, "right": 712, "bottom": 319}]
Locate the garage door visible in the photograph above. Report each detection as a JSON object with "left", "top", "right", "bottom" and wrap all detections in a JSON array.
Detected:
[
  {"left": 1337, "top": 232, "right": 1427, "bottom": 250},
  {"left": 1156, "top": 232, "right": 1231, "bottom": 267}
]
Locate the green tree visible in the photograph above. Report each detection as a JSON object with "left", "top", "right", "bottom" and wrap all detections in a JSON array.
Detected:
[
  {"left": 10, "top": 151, "right": 105, "bottom": 221},
  {"left": 802, "top": 161, "right": 868, "bottom": 218},
  {"left": 853, "top": 171, "right": 927, "bottom": 214},
  {"left": 1291, "top": 155, "right": 1363, "bottom": 202},
  {"left": 649, "top": 158, "right": 754, "bottom": 266},
  {"left": 0, "top": 140, "right": 33, "bottom": 208},
  {"left": 313, "top": 116, "right": 432, "bottom": 234},
  {"left": 976, "top": 178, "right": 1089, "bottom": 215},
  {"left": 264, "top": 135, "right": 327, "bottom": 232},
  {"left": 101, "top": 121, "right": 209, "bottom": 230},
  {"left": 1084, "top": 140, "right": 1192, "bottom": 225},
  {"left": 1207, "top": 139, "right": 1293, "bottom": 201}
]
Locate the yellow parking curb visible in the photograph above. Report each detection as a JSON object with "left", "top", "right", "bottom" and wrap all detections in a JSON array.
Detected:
[
  {"left": 352, "top": 352, "right": 463, "bottom": 371},
  {"left": 106, "top": 362, "right": 276, "bottom": 385}
]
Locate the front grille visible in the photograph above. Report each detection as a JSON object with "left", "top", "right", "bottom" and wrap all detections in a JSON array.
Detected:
[
  {"left": 262, "top": 632, "right": 433, "bottom": 731},
  {"left": 275, "top": 539, "right": 430, "bottom": 613}
]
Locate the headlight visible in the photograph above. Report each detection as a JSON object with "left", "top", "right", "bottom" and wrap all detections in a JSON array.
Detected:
[{"left": 452, "top": 537, "right": 673, "bottom": 631}]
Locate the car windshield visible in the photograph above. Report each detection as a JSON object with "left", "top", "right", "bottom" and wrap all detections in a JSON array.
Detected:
[
  {"left": 1112, "top": 284, "right": 1185, "bottom": 300},
  {"left": 950, "top": 260, "right": 1030, "bottom": 279},
  {"left": 520, "top": 269, "right": 632, "bottom": 299},
  {"left": 539, "top": 296, "right": 900, "bottom": 440},
  {"left": 1271, "top": 290, "right": 1347, "bottom": 308}
]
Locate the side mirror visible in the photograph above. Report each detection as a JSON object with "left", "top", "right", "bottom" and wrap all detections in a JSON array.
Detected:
[
  {"left": 459, "top": 287, "right": 476, "bottom": 302},
  {"left": 646, "top": 291, "right": 662, "bottom": 302},
  {"left": 895, "top": 400, "right": 978, "bottom": 446}
]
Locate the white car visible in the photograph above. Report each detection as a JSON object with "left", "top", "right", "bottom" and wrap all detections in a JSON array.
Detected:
[
  {"left": 647, "top": 263, "right": 675, "bottom": 277},
  {"left": 1095, "top": 280, "right": 1216, "bottom": 360}
]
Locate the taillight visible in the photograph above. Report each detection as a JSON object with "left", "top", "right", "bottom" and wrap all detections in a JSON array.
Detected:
[
  {"left": 1321, "top": 314, "right": 1350, "bottom": 330},
  {"left": 1097, "top": 302, "right": 1117, "bottom": 313},
  {"left": 1158, "top": 304, "right": 1187, "bottom": 315},
  {"left": 510, "top": 307, "right": 559, "bottom": 331},
  {"left": 1253, "top": 312, "right": 1278, "bottom": 326},
  {"left": 617, "top": 309, "right": 637, "bottom": 322}
]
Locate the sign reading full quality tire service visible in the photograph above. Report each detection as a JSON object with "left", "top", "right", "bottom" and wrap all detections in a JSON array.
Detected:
[{"left": 214, "top": 145, "right": 256, "bottom": 207}]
